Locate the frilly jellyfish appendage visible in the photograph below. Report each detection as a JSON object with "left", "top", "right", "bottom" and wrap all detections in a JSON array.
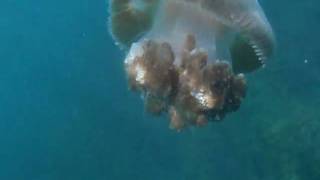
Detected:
[{"left": 109, "top": 0, "right": 275, "bottom": 131}]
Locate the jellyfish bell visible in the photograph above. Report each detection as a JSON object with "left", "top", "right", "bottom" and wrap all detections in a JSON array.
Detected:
[
  {"left": 109, "top": 0, "right": 160, "bottom": 47},
  {"left": 109, "top": 0, "right": 274, "bottom": 130},
  {"left": 110, "top": 0, "right": 275, "bottom": 72}
]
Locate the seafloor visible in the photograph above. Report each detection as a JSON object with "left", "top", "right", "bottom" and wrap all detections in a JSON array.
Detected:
[{"left": 0, "top": 0, "right": 319, "bottom": 179}]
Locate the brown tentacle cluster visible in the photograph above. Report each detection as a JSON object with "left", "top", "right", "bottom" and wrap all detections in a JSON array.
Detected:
[{"left": 125, "top": 34, "right": 246, "bottom": 131}]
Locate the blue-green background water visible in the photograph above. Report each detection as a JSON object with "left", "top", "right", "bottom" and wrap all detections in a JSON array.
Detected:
[{"left": 0, "top": 0, "right": 319, "bottom": 179}]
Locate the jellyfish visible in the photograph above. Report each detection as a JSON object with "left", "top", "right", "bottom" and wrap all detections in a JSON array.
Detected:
[{"left": 108, "top": 0, "right": 275, "bottom": 131}]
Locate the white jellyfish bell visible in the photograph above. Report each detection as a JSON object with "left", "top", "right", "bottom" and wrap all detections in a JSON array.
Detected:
[
  {"left": 108, "top": 0, "right": 275, "bottom": 131},
  {"left": 109, "top": 0, "right": 275, "bottom": 72}
]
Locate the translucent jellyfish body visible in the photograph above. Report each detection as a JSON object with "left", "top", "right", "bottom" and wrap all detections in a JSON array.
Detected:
[{"left": 109, "top": 0, "right": 275, "bottom": 131}]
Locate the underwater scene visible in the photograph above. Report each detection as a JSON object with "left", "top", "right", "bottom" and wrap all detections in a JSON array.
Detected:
[{"left": 0, "top": 0, "right": 319, "bottom": 179}]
